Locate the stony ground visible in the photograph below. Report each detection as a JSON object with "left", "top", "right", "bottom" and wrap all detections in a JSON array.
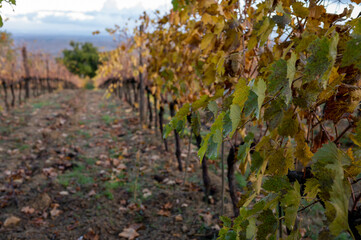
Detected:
[{"left": 0, "top": 89, "right": 232, "bottom": 240}]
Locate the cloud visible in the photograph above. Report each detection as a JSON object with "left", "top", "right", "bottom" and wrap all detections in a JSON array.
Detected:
[{"left": 2, "top": 0, "right": 156, "bottom": 36}]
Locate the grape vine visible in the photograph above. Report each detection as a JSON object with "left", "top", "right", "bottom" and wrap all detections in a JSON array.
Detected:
[{"left": 96, "top": 0, "right": 361, "bottom": 238}]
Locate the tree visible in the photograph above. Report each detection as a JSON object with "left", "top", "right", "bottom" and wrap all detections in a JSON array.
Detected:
[{"left": 61, "top": 41, "right": 100, "bottom": 78}]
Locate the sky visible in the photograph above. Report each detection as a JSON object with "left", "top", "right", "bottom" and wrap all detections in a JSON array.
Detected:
[
  {"left": 0, "top": 0, "right": 172, "bottom": 36},
  {"left": 0, "top": 0, "right": 360, "bottom": 36}
]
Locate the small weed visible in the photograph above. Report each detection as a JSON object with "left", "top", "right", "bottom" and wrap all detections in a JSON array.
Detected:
[
  {"left": 57, "top": 164, "right": 94, "bottom": 188},
  {"left": 107, "top": 103, "right": 117, "bottom": 110},
  {"left": 0, "top": 126, "right": 11, "bottom": 135},
  {"left": 76, "top": 130, "right": 91, "bottom": 139},
  {"left": 109, "top": 148, "right": 120, "bottom": 159},
  {"left": 32, "top": 101, "right": 51, "bottom": 109},
  {"left": 101, "top": 114, "right": 115, "bottom": 126},
  {"left": 17, "top": 144, "right": 30, "bottom": 151},
  {"left": 104, "top": 190, "right": 114, "bottom": 200}
]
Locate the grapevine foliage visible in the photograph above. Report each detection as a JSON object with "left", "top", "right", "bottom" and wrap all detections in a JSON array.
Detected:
[{"left": 96, "top": 0, "right": 361, "bottom": 238}]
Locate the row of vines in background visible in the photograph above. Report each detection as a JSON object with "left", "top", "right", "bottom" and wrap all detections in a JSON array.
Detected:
[
  {"left": 95, "top": 0, "right": 361, "bottom": 238},
  {"left": 0, "top": 32, "right": 80, "bottom": 111}
]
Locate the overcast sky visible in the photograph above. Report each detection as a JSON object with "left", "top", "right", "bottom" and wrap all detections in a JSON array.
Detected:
[
  {"left": 0, "top": 0, "right": 360, "bottom": 36},
  {"left": 0, "top": 0, "right": 172, "bottom": 36}
]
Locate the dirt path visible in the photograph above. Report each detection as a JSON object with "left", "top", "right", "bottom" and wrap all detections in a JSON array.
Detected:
[{"left": 0, "top": 89, "right": 229, "bottom": 240}]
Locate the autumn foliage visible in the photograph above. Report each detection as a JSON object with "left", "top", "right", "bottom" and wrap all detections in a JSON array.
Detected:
[{"left": 96, "top": 0, "right": 361, "bottom": 238}]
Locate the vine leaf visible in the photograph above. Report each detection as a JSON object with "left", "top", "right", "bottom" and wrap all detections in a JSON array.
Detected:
[
  {"left": 256, "top": 209, "right": 277, "bottom": 239},
  {"left": 198, "top": 112, "right": 225, "bottom": 161},
  {"left": 278, "top": 109, "right": 298, "bottom": 137},
  {"left": 303, "top": 37, "right": 333, "bottom": 86},
  {"left": 295, "top": 130, "right": 313, "bottom": 166},
  {"left": 267, "top": 59, "right": 288, "bottom": 95},
  {"left": 252, "top": 78, "right": 266, "bottom": 119},
  {"left": 341, "top": 35, "right": 361, "bottom": 70},
  {"left": 229, "top": 79, "right": 250, "bottom": 137},
  {"left": 164, "top": 103, "right": 190, "bottom": 138},
  {"left": 304, "top": 178, "right": 320, "bottom": 201},
  {"left": 350, "top": 120, "right": 361, "bottom": 147},
  {"left": 281, "top": 182, "right": 301, "bottom": 230},
  {"left": 312, "top": 143, "right": 352, "bottom": 236}
]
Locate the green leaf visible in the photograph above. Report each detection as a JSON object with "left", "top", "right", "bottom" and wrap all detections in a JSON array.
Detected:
[
  {"left": 256, "top": 209, "right": 278, "bottom": 239},
  {"left": 267, "top": 148, "right": 293, "bottom": 175},
  {"left": 253, "top": 78, "right": 266, "bottom": 119},
  {"left": 208, "top": 101, "right": 218, "bottom": 116},
  {"left": 243, "top": 90, "right": 258, "bottom": 117},
  {"left": 237, "top": 141, "right": 252, "bottom": 164},
  {"left": 303, "top": 37, "right": 332, "bottom": 84},
  {"left": 198, "top": 112, "right": 225, "bottom": 161},
  {"left": 198, "top": 134, "right": 210, "bottom": 163},
  {"left": 229, "top": 79, "right": 250, "bottom": 137},
  {"left": 292, "top": 1, "right": 309, "bottom": 18},
  {"left": 278, "top": 109, "right": 298, "bottom": 137},
  {"left": 230, "top": 104, "right": 241, "bottom": 137},
  {"left": 281, "top": 182, "right": 301, "bottom": 230},
  {"left": 272, "top": 14, "right": 290, "bottom": 29},
  {"left": 251, "top": 151, "right": 264, "bottom": 172},
  {"left": 304, "top": 178, "right": 320, "bottom": 201},
  {"left": 192, "top": 95, "right": 210, "bottom": 111},
  {"left": 163, "top": 103, "right": 190, "bottom": 138},
  {"left": 171, "top": 0, "right": 179, "bottom": 10},
  {"left": 263, "top": 176, "right": 292, "bottom": 192},
  {"left": 341, "top": 35, "right": 361, "bottom": 71},
  {"left": 320, "top": 33, "right": 339, "bottom": 88},
  {"left": 264, "top": 98, "right": 286, "bottom": 130},
  {"left": 312, "top": 143, "right": 352, "bottom": 235},
  {"left": 220, "top": 216, "right": 232, "bottom": 228},
  {"left": 0, "top": 15, "right": 3, "bottom": 28},
  {"left": 350, "top": 120, "right": 361, "bottom": 147},
  {"left": 295, "top": 32, "right": 318, "bottom": 53},
  {"left": 287, "top": 52, "right": 297, "bottom": 94},
  {"left": 222, "top": 111, "right": 233, "bottom": 137},
  {"left": 267, "top": 59, "right": 288, "bottom": 95}
]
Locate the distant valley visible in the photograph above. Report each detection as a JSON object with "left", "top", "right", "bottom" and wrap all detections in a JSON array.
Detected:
[{"left": 12, "top": 34, "right": 119, "bottom": 56}]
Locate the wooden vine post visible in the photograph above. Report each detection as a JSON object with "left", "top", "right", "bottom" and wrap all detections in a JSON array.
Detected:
[
  {"left": 21, "top": 46, "right": 30, "bottom": 99},
  {"left": 139, "top": 24, "right": 145, "bottom": 126}
]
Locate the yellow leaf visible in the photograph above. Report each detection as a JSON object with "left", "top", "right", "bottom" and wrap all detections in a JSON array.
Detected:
[
  {"left": 200, "top": 33, "right": 215, "bottom": 50},
  {"left": 295, "top": 130, "right": 313, "bottom": 166}
]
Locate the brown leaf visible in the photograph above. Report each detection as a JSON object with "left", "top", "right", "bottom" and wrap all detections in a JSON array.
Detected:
[
  {"left": 128, "top": 223, "right": 145, "bottom": 231},
  {"left": 118, "top": 228, "right": 140, "bottom": 239},
  {"left": 163, "top": 202, "right": 173, "bottom": 209},
  {"left": 50, "top": 204, "right": 62, "bottom": 218},
  {"left": 200, "top": 212, "right": 213, "bottom": 226},
  {"left": 175, "top": 214, "right": 183, "bottom": 222},
  {"left": 142, "top": 188, "right": 152, "bottom": 198},
  {"left": 33, "top": 193, "right": 52, "bottom": 210},
  {"left": 4, "top": 216, "right": 21, "bottom": 227},
  {"left": 21, "top": 206, "right": 35, "bottom": 214},
  {"left": 84, "top": 228, "right": 99, "bottom": 240},
  {"left": 157, "top": 209, "right": 171, "bottom": 217}
]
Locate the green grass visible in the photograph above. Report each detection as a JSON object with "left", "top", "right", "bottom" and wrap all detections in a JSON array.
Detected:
[
  {"left": 57, "top": 164, "right": 94, "bottom": 187},
  {"left": 0, "top": 126, "right": 11, "bottom": 135},
  {"left": 32, "top": 101, "right": 52, "bottom": 109},
  {"left": 17, "top": 144, "right": 30, "bottom": 151},
  {"left": 109, "top": 148, "right": 121, "bottom": 159},
  {"left": 76, "top": 130, "right": 92, "bottom": 139},
  {"left": 101, "top": 114, "right": 116, "bottom": 126}
]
